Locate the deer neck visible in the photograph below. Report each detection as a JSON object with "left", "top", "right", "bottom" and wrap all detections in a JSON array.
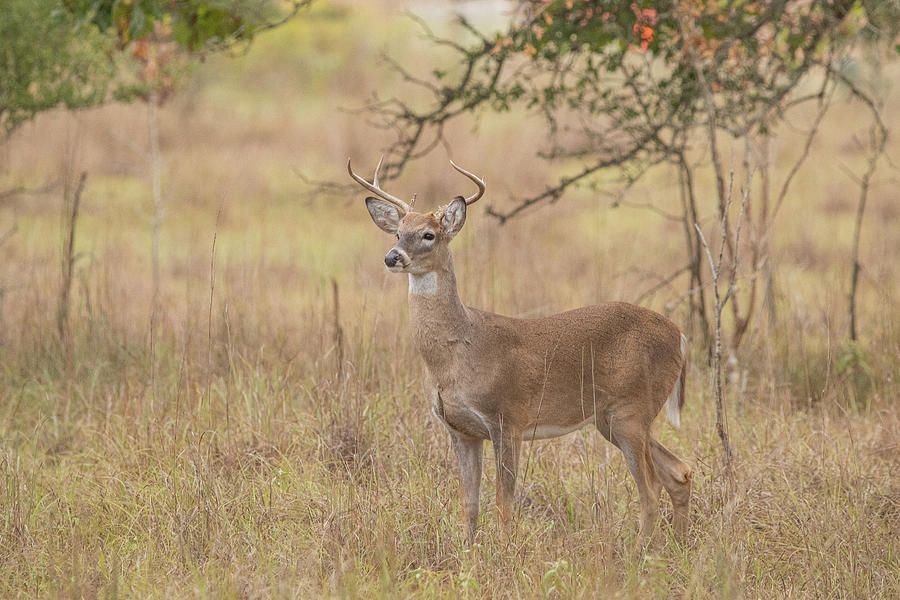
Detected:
[{"left": 407, "top": 253, "right": 470, "bottom": 348}]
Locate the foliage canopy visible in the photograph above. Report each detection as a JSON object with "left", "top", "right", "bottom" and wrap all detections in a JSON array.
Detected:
[
  {"left": 1, "top": 0, "right": 307, "bottom": 137},
  {"left": 0, "top": 0, "right": 114, "bottom": 136}
]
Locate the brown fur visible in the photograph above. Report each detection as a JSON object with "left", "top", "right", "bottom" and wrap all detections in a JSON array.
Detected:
[{"left": 359, "top": 171, "right": 692, "bottom": 546}]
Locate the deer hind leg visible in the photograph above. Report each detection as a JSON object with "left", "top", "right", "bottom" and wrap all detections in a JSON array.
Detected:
[
  {"left": 491, "top": 429, "right": 521, "bottom": 533},
  {"left": 610, "top": 422, "right": 662, "bottom": 545},
  {"left": 449, "top": 432, "right": 484, "bottom": 545},
  {"left": 649, "top": 438, "right": 692, "bottom": 540}
]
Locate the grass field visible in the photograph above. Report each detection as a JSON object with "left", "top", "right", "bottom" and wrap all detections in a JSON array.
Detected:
[{"left": 1, "top": 2, "right": 898, "bottom": 598}]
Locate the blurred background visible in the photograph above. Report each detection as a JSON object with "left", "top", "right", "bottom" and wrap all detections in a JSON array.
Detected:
[{"left": 0, "top": 1, "right": 897, "bottom": 597}]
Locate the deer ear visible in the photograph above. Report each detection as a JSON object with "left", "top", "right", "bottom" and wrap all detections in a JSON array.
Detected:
[
  {"left": 365, "top": 197, "right": 402, "bottom": 234},
  {"left": 440, "top": 196, "right": 467, "bottom": 239}
]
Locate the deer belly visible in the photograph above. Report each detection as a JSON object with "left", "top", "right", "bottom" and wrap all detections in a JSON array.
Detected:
[{"left": 525, "top": 415, "right": 595, "bottom": 440}]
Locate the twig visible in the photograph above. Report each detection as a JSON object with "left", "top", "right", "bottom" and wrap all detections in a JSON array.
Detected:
[
  {"left": 148, "top": 89, "right": 163, "bottom": 411},
  {"left": 293, "top": 166, "right": 358, "bottom": 201},
  {"left": 485, "top": 128, "right": 662, "bottom": 223},
  {"left": 0, "top": 187, "right": 25, "bottom": 201},
  {"left": 771, "top": 79, "right": 836, "bottom": 222},
  {"left": 0, "top": 178, "right": 60, "bottom": 203},
  {"left": 848, "top": 125, "right": 886, "bottom": 341},
  {"left": 57, "top": 172, "right": 87, "bottom": 347},
  {"left": 207, "top": 206, "right": 222, "bottom": 430},
  {"left": 676, "top": 151, "right": 711, "bottom": 350},
  {"left": 633, "top": 265, "right": 691, "bottom": 306},
  {"left": 331, "top": 278, "right": 344, "bottom": 384},
  {"left": 825, "top": 63, "right": 890, "bottom": 341},
  {"left": 0, "top": 224, "right": 17, "bottom": 248}
]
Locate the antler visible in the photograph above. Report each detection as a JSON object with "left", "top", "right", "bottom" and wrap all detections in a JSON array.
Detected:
[
  {"left": 449, "top": 160, "right": 486, "bottom": 205},
  {"left": 347, "top": 156, "right": 410, "bottom": 214}
]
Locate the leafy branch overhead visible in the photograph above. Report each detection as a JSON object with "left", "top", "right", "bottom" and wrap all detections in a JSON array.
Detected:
[
  {"left": 1, "top": 0, "right": 311, "bottom": 137},
  {"left": 0, "top": 0, "right": 113, "bottom": 137},
  {"left": 68, "top": 0, "right": 309, "bottom": 51},
  {"left": 367, "top": 0, "right": 898, "bottom": 220}
]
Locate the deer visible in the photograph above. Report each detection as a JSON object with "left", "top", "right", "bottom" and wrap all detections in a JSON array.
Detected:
[{"left": 348, "top": 156, "right": 693, "bottom": 546}]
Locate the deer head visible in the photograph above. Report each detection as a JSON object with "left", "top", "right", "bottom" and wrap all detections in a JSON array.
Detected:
[{"left": 348, "top": 156, "right": 485, "bottom": 275}]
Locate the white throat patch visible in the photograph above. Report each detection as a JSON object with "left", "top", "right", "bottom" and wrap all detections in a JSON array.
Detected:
[{"left": 408, "top": 272, "right": 437, "bottom": 296}]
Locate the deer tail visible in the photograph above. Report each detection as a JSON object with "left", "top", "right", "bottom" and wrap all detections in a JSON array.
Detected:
[{"left": 665, "top": 333, "right": 687, "bottom": 428}]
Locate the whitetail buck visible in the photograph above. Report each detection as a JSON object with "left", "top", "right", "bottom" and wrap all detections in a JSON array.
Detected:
[{"left": 349, "top": 157, "right": 692, "bottom": 545}]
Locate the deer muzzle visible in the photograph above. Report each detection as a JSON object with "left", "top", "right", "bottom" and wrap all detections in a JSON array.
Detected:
[{"left": 384, "top": 248, "right": 409, "bottom": 272}]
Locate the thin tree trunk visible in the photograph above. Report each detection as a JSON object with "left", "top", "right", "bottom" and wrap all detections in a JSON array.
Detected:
[
  {"left": 332, "top": 278, "right": 344, "bottom": 385},
  {"left": 728, "top": 138, "right": 759, "bottom": 357},
  {"left": 848, "top": 127, "right": 883, "bottom": 341},
  {"left": 678, "top": 155, "right": 711, "bottom": 355},
  {"left": 148, "top": 89, "right": 163, "bottom": 425},
  {"left": 148, "top": 90, "right": 163, "bottom": 337},
  {"left": 823, "top": 67, "right": 887, "bottom": 342},
  {"left": 57, "top": 172, "right": 87, "bottom": 351},
  {"left": 758, "top": 135, "right": 777, "bottom": 329}
]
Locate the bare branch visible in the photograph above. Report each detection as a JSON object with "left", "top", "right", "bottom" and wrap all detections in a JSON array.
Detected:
[
  {"left": 849, "top": 124, "right": 888, "bottom": 341},
  {"left": 771, "top": 80, "right": 836, "bottom": 221},
  {"left": 57, "top": 172, "right": 87, "bottom": 347},
  {"left": 633, "top": 264, "right": 691, "bottom": 306},
  {"left": 0, "top": 223, "right": 17, "bottom": 247},
  {"left": 486, "top": 127, "right": 664, "bottom": 222},
  {"left": 0, "top": 178, "right": 60, "bottom": 204}
]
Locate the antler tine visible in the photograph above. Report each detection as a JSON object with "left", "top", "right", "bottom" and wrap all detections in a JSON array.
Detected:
[
  {"left": 372, "top": 155, "right": 384, "bottom": 188},
  {"left": 347, "top": 156, "right": 410, "bottom": 214},
  {"left": 449, "top": 160, "right": 486, "bottom": 205}
]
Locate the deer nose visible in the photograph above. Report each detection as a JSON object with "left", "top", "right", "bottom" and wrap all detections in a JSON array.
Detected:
[{"left": 384, "top": 249, "right": 402, "bottom": 268}]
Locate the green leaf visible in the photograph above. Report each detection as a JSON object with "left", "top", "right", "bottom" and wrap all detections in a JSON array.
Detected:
[
  {"left": 129, "top": 4, "right": 146, "bottom": 40},
  {"left": 172, "top": 20, "right": 192, "bottom": 47}
]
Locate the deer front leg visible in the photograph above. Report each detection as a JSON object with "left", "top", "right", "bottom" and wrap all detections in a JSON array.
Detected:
[
  {"left": 491, "top": 429, "right": 521, "bottom": 533},
  {"left": 449, "top": 432, "right": 483, "bottom": 545}
]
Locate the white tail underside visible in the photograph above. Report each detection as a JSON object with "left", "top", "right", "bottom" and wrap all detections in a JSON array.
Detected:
[{"left": 665, "top": 333, "right": 687, "bottom": 428}]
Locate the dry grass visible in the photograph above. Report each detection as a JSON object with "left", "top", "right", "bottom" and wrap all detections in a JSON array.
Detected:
[{"left": 1, "top": 2, "right": 898, "bottom": 598}]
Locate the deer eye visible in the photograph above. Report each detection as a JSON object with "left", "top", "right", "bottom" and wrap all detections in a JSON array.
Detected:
[
  {"left": 423, "top": 232, "right": 435, "bottom": 241},
  {"left": 395, "top": 234, "right": 400, "bottom": 240}
]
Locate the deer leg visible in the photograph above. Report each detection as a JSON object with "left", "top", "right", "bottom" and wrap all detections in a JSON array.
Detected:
[
  {"left": 649, "top": 438, "right": 692, "bottom": 541},
  {"left": 491, "top": 430, "right": 521, "bottom": 532},
  {"left": 612, "top": 423, "right": 662, "bottom": 545},
  {"left": 449, "top": 432, "right": 483, "bottom": 545}
]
